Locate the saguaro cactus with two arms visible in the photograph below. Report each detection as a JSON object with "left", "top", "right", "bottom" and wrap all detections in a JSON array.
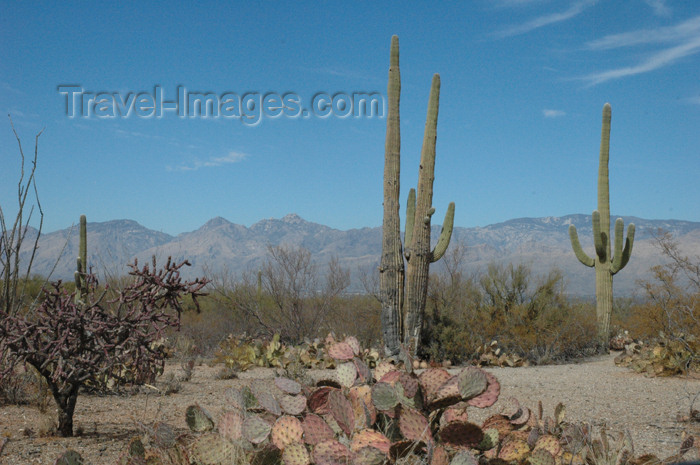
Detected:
[
  {"left": 568, "top": 103, "right": 635, "bottom": 348},
  {"left": 379, "top": 36, "right": 455, "bottom": 357}
]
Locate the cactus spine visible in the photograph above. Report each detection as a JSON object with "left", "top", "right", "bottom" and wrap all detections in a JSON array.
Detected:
[
  {"left": 74, "top": 214, "right": 88, "bottom": 303},
  {"left": 380, "top": 36, "right": 455, "bottom": 357},
  {"left": 568, "top": 104, "right": 635, "bottom": 347}
]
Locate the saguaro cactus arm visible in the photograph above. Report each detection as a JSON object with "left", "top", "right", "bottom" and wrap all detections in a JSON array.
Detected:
[
  {"left": 431, "top": 202, "right": 455, "bottom": 262},
  {"left": 611, "top": 220, "right": 635, "bottom": 274},
  {"left": 568, "top": 224, "right": 595, "bottom": 267}
]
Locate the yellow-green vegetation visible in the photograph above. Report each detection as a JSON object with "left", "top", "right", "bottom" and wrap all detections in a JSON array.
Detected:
[
  {"left": 422, "top": 254, "right": 599, "bottom": 365},
  {"left": 214, "top": 333, "right": 381, "bottom": 373}
]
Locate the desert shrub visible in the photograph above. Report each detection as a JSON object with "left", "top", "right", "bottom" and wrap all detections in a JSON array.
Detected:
[
  {"left": 184, "top": 287, "right": 381, "bottom": 358},
  {"left": 612, "top": 231, "right": 700, "bottom": 375},
  {"left": 0, "top": 258, "right": 208, "bottom": 436},
  {"left": 209, "top": 245, "right": 351, "bottom": 344},
  {"left": 157, "top": 372, "right": 182, "bottom": 395},
  {"left": 176, "top": 295, "right": 240, "bottom": 357},
  {"left": 422, "top": 253, "right": 599, "bottom": 365},
  {"left": 327, "top": 293, "right": 382, "bottom": 349},
  {"left": 0, "top": 363, "right": 51, "bottom": 411},
  {"left": 180, "top": 357, "right": 196, "bottom": 382},
  {"left": 0, "top": 275, "right": 52, "bottom": 314},
  {"left": 0, "top": 122, "right": 46, "bottom": 407},
  {"left": 204, "top": 247, "right": 382, "bottom": 352},
  {"left": 615, "top": 334, "right": 699, "bottom": 376},
  {"left": 216, "top": 365, "right": 239, "bottom": 380},
  {"left": 624, "top": 231, "right": 699, "bottom": 341}
]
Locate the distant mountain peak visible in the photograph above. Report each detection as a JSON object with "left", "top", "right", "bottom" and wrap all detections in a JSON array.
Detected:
[
  {"left": 282, "top": 213, "right": 305, "bottom": 224},
  {"left": 202, "top": 216, "right": 232, "bottom": 229}
]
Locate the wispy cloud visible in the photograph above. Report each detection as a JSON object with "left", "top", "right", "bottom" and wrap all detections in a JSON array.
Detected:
[
  {"left": 494, "top": 0, "right": 597, "bottom": 38},
  {"left": 586, "top": 15, "right": 700, "bottom": 50},
  {"left": 581, "top": 15, "right": 700, "bottom": 85},
  {"left": 644, "top": 0, "right": 671, "bottom": 17},
  {"left": 543, "top": 109, "right": 566, "bottom": 118},
  {"left": 687, "top": 95, "right": 700, "bottom": 105},
  {"left": 168, "top": 151, "right": 248, "bottom": 172}
]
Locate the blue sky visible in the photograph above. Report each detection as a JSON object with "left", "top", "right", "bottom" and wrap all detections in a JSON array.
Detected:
[{"left": 1, "top": 0, "right": 699, "bottom": 235}]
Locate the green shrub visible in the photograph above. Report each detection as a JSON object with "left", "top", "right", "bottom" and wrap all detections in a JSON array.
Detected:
[{"left": 422, "top": 260, "right": 599, "bottom": 365}]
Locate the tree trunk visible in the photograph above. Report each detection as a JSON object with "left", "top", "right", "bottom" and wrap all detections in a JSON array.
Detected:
[{"left": 52, "top": 384, "right": 80, "bottom": 437}]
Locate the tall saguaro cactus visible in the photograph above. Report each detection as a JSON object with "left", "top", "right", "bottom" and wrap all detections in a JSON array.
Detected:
[
  {"left": 569, "top": 103, "right": 635, "bottom": 347},
  {"left": 379, "top": 36, "right": 404, "bottom": 358},
  {"left": 380, "top": 36, "right": 455, "bottom": 357},
  {"left": 74, "top": 214, "right": 88, "bottom": 303}
]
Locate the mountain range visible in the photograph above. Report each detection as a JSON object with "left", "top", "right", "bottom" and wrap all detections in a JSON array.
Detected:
[{"left": 18, "top": 213, "right": 700, "bottom": 297}]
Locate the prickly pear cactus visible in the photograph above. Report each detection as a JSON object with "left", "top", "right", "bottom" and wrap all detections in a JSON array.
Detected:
[
  {"left": 104, "top": 334, "right": 689, "bottom": 465},
  {"left": 186, "top": 404, "right": 215, "bottom": 432}
]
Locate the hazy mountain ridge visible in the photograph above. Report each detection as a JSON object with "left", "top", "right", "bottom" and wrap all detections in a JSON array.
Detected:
[{"left": 19, "top": 214, "right": 700, "bottom": 296}]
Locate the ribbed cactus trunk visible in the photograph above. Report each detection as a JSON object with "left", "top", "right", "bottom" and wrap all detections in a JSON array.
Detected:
[
  {"left": 379, "top": 36, "right": 455, "bottom": 357},
  {"left": 379, "top": 35, "right": 404, "bottom": 357},
  {"left": 594, "top": 105, "right": 613, "bottom": 342},
  {"left": 595, "top": 265, "right": 613, "bottom": 344},
  {"left": 404, "top": 75, "right": 440, "bottom": 352},
  {"left": 74, "top": 214, "right": 88, "bottom": 304},
  {"left": 569, "top": 104, "right": 635, "bottom": 349}
]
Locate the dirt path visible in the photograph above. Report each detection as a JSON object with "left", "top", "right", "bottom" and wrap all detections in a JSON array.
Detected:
[
  {"left": 0, "top": 354, "right": 698, "bottom": 464},
  {"left": 474, "top": 354, "right": 699, "bottom": 458}
]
